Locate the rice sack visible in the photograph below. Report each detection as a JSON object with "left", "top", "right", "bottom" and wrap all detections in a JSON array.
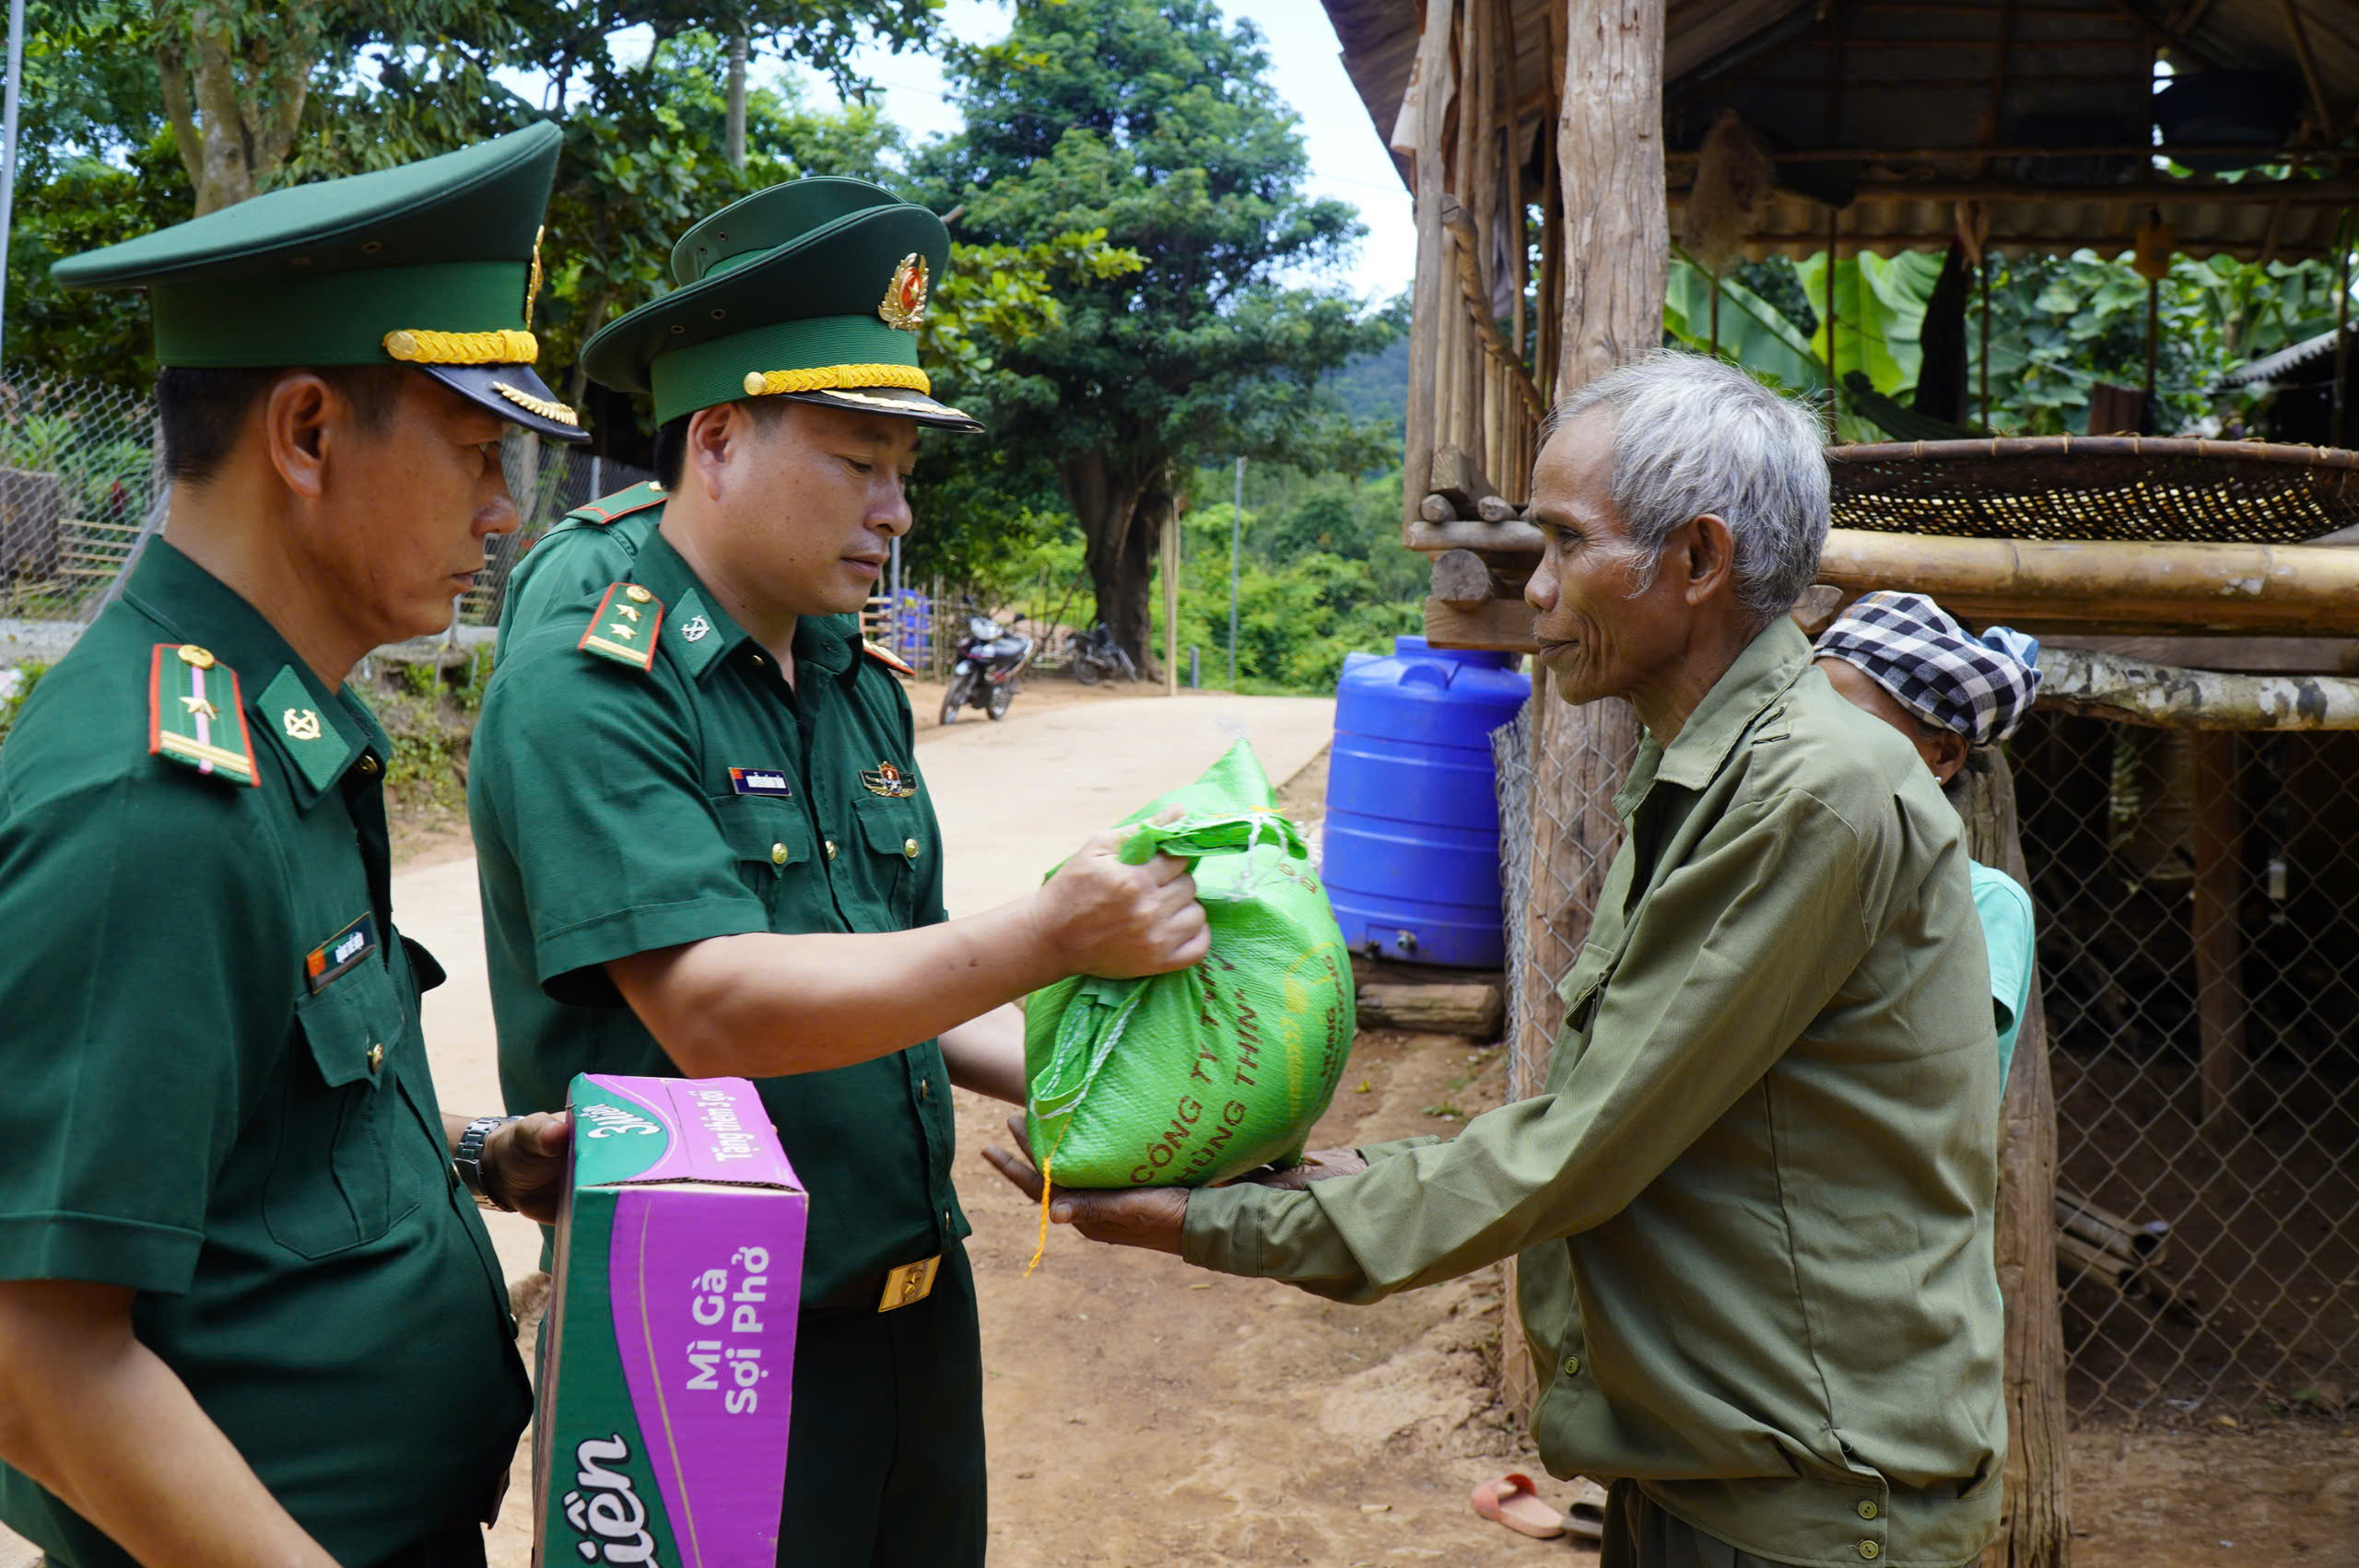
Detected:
[{"left": 1023, "top": 739, "right": 1356, "bottom": 1199}]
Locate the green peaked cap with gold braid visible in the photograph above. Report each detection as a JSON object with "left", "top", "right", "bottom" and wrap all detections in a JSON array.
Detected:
[
  {"left": 581, "top": 177, "right": 982, "bottom": 432},
  {"left": 52, "top": 123, "right": 588, "bottom": 443}
]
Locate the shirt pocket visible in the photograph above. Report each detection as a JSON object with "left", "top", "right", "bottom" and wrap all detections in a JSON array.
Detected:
[
  {"left": 715, "top": 795, "right": 816, "bottom": 925},
  {"left": 848, "top": 793, "right": 927, "bottom": 930},
  {"left": 264, "top": 959, "right": 413, "bottom": 1259}
]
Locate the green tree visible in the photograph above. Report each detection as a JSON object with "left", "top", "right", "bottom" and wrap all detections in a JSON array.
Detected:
[
  {"left": 911, "top": 0, "right": 1396, "bottom": 669},
  {"left": 6, "top": 2, "right": 939, "bottom": 392}
]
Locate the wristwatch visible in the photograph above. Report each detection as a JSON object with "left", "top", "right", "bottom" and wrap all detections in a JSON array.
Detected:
[{"left": 454, "top": 1115, "right": 520, "bottom": 1211}]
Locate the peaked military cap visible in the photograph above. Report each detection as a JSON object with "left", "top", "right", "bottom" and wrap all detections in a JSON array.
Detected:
[
  {"left": 581, "top": 177, "right": 982, "bottom": 433},
  {"left": 53, "top": 123, "right": 588, "bottom": 443}
]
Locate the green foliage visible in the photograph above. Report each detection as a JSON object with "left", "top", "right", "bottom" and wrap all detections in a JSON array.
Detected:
[
  {"left": 909, "top": 0, "right": 1397, "bottom": 657},
  {"left": 1668, "top": 246, "right": 2348, "bottom": 439},
  {"left": 1145, "top": 470, "right": 1420, "bottom": 695},
  {"left": 0, "top": 662, "right": 51, "bottom": 749},
  {"left": 7, "top": 2, "right": 939, "bottom": 399}
]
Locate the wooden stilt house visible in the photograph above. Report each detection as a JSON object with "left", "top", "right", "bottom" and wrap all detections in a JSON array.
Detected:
[{"left": 1316, "top": 5, "right": 2359, "bottom": 1566}]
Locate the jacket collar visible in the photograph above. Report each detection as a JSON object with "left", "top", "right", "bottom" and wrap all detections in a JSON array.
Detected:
[
  {"left": 1614, "top": 616, "right": 1812, "bottom": 816},
  {"left": 625, "top": 524, "right": 861, "bottom": 685}
]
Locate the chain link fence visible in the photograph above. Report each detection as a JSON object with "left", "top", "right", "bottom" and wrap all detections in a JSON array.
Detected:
[
  {"left": 0, "top": 371, "right": 164, "bottom": 664},
  {"left": 1493, "top": 695, "right": 2359, "bottom": 1422},
  {"left": 0, "top": 370, "right": 666, "bottom": 665}
]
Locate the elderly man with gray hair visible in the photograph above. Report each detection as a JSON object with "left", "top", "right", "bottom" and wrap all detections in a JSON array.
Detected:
[{"left": 986, "top": 351, "right": 2006, "bottom": 1568}]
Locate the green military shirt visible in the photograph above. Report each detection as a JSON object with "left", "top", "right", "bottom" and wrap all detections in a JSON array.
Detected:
[
  {"left": 0, "top": 540, "right": 530, "bottom": 1568},
  {"left": 472, "top": 505, "right": 966, "bottom": 1304},
  {"left": 1184, "top": 618, "right": 2006, "bottom": 1568}
]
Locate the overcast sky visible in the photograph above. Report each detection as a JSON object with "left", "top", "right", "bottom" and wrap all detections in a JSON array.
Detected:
[{"left": 784, "top": 0, "right": 1414, "bottom": 305}]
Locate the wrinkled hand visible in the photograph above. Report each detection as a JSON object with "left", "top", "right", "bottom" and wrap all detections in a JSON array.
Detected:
[
  {"left": 485, "top": 1112, "right": 569, "bottom": 1225},
  {"left": 981, "top": 1115, "right": 1188, "bottom": 1256},
  {"left": 1032, "top": 810, "right": 1209, "bottom": 979},
  {"left": 1244, "top": 1147, "right": 1368, "bottom": 1191}
]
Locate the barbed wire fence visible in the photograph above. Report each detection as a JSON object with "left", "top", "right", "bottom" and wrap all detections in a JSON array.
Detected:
[{"left": 1492, "top": 695, "right": 2359, "bottom": 1423}]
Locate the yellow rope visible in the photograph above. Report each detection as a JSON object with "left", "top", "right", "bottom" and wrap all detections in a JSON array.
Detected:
[
  {"left": 381, "top": 328, "right": 539, "bottom": 365},
  {"left": 1022, "top": 1120, "right": 1074, "bottom": 1278},
  {"left": 740, "top": 364, "right": 931, "bottom": 398}
]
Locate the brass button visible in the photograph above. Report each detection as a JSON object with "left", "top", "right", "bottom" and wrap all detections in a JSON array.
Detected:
[
  {"left": 624, "top": 584, "right": 652, "bottom": 603},
  {"left": 769, "top": 842, "right": 789, "bottom": 866},
  {"left": 366, "top": 1044, "right": 384, "bottom": 1074},
  {"left": 1859, "top": 1541, "right": 1881, "bottom": 1561},
  {"left": 1856, "top": 1500, "right": 1878, "bottom": 1522},
  {"left": 357, "top": 754, "right": 381, "bottom": 778},
  {"left": 1561, "top": 1355, "right": 1580, "bottom": 1377},
  {"left": 942, "top": 1209, "right": 953, "bottom": 1227},
  {"left": 176, "top": 644, "right": 215, "bottom": 669},
  {"left": 919, "top": 1079, "right": 932, "bottom": 1102},
  {"left": 902, "top": 837, "right": 921, "bottom": 859},
  {"left": 824, "top": 839, "right": 838, "bottom": 860}
]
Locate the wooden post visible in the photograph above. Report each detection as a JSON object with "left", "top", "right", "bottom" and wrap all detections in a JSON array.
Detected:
[
  {"left": 1161, "top": 495, "right": 1180, "bottom": 696},
  {"left": 1503, "top": 0, "right": 1661, "bottom": 1420},
  {"left": 1957, "top": 755, "right": 2072, "bottom": 1568},
  {"left": 2332, "top": 229, "right": 2350, "bottom": 451},
  {"left": 1979, "top": 253, "right": 1993, "bottom": 429},
  {"left": 1402, "top": 0, "right": 1456, "bottom": 537},
  {"left": 2191, "top": 731, "right": 2245, "bottom": 1128},
  {"left": 1825, "top": 209, "right": 1842, "bottom": 434}
]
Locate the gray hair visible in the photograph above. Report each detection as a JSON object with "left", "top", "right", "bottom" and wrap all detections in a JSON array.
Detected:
[{"left": 1540, "top": 350, "right": 1829, "bottom": 626}]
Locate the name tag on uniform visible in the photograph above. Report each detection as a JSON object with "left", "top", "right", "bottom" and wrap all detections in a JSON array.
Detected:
[
  {"left": 305, "top": 913, "right": 379, "bottom": 992},
  {"left": 729, "top": 766, "right": 793, "bottom": 797}
]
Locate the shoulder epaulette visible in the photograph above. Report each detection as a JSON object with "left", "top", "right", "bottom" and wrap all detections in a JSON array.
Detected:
[
  {"left": 147, "top": 643, "right": 259, "bottom": 787},
  {"left": 862, "top": 639, "right": 916, "bottom": 677},
  {"left": 581, "top": 582, "right": 664, "bottom": 672},
  {"left": 562, "top": 480, "right": 668, "bottom": 529}
]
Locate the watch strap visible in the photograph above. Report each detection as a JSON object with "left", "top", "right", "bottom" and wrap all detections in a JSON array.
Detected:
[{"left": 455, "top": 1115, "right": 519, "bottom": 1211}]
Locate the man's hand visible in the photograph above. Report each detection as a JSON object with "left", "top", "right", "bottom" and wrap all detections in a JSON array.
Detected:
[
  {"left": 981, "top": 1116, "right": 1188, "bottom": 1255},
  {"left": 1029, "top": 817, "right": 1208, "bottom": 979},
  {"left": 484, "top": 1112, "right": 569, "bottom": 1225},
  {"left": 1244, "top": 1147, "right": 1368, "bottom": 1190}
]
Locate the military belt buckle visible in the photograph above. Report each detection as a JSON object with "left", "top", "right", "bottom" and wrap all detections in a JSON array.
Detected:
[{"left": 877, "top": 1255, "right": 941, "bottom": 1313}]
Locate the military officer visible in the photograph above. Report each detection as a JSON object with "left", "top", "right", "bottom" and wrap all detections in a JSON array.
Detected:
[
  {"left": 469, "top": 178, "right": 1207, "bottom": 1567},
  {"left": 0, "top": 125, "right": 589, "bottom": 1568}
]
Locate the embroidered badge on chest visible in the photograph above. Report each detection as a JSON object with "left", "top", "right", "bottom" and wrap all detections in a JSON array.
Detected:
[
  {"left": 728, "top": 766, "right": 794, "bottom": 797},
  {"left": 306, "top": 912, "right": 380, "bottom": 993},
  {"left": 860, "top": 760, "right": 918, "bottom": 798}
]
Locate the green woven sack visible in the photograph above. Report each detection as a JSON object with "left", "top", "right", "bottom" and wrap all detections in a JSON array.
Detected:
[{"left": 1024, "top": 739, "right": 1356, "bottom": 1198}]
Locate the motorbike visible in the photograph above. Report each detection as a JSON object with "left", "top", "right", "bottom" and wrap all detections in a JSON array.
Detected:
[
  {"left": 1066, "top": 623, "right": 1141, "bottom": 686},
  {"left": 941, "top": 614, "right": 1033, "bottom": 724}
]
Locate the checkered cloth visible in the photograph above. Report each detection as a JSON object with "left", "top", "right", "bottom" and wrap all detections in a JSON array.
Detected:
[{"left": 1814, "top": 591, "right": 2044, "bottom": 745}]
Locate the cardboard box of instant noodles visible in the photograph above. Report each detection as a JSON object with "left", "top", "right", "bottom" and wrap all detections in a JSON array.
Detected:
[{"left": 534, "top": 1074, "right": 806, "bottom": 1567}]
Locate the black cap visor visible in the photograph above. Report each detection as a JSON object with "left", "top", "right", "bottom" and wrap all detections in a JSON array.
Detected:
[
  {"left": 422, "top": 362, "right": 590, "bottom": 443},
  {"left": 779, "top": 384, "right": 984, "bottom": 434}
]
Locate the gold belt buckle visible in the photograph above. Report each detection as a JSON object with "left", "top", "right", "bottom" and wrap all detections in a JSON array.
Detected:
[{"left": 877, "top": 1255, "right": 941, "bottom": 1313}]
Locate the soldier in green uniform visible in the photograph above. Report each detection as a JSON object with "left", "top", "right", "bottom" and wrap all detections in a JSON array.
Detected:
[
  {"left": 0, "top": 125, "right": 589, "bottom": 1568},
  {"left": 469, "top": 178, "right": 1208, "bottom": 1566}
]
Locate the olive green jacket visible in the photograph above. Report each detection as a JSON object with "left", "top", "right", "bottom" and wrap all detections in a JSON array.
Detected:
[{"left": 1183, "top": 618, "right": 2005, "bottom": 1568}]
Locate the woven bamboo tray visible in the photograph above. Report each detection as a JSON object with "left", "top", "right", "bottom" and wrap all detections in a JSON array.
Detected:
[{"left": 1827, "top": 437, "right": 2359, "bottom": 544}]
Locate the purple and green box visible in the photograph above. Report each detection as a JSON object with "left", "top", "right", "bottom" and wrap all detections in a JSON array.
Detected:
[{"left": 535, "top": 1074, "right": 807, "bottom": 1567}]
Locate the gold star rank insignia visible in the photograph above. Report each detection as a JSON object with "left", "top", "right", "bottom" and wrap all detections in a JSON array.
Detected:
[
  {"left": 147, "top": 643, "right": 256, "bottom": 787},
  {"left": 860, "top": 760, "right": 919, "bottom": 799},
  {"left": 581, "top": 581, "right": 663, "bottom": 672}
]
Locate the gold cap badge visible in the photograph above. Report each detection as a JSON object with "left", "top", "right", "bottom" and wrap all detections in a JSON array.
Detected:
[{"left": 879, "top": 253, "right": 929, "bottom": 331}]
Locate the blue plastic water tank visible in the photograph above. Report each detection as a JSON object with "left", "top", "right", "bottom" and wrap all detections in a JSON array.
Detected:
[{"left": 1322, "top": 636, "right": 1530, "bottom": 969}]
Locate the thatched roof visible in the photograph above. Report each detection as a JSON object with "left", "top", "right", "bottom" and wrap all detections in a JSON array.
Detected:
[{"left": 1318, "top": 0, "right": 2359, "bottom": 261}]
